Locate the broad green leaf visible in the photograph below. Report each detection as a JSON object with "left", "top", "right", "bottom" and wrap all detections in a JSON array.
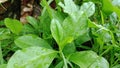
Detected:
[
  {"left": 69, "top": 51, "right": 109, "bottom": 68},
  {"left": 51, "top": 18, "right": 64, "bottom": 46},
  {"left": 7, "top": 46, "right": 57, "bottom": 68},
  {"left": 15, "top": 34, "right": 51, "bottom": 49},
  {"left": 80, "top": 2, "right": 95, "bottom": 17},
  {"left": 0, "top": 64, "right": 6, "bottom": 68},
  {"left": 26, "top": 16, "right": 39, "bottom": 29},
  {"left": 4, "top": 18, "right": 23, "bottom": 34},
  {"left": 58, "top": 0, "right": 79, "bottom": 15},
  {"left": 62, "top": 14, "right": 88, "bottom": 40}
]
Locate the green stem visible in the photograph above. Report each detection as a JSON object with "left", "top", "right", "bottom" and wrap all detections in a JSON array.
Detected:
[
  {"left": 100, "top": 46, "right": 112, "bottom": 56},
  {"left": 100, "top": 10, "right": 104, "bottom": 25},
  {"left": 59, "top": 50, "right": 68, "bottom": 68},
  {"left": 112, "top": 58, "right": 119, "bottom": 67}
]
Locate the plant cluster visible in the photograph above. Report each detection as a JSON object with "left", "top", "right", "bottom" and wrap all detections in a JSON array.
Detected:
[{"left": 0, "top": 0, "right": 120, "bottom": 68}]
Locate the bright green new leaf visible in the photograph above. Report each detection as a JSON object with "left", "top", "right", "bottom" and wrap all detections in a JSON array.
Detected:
[
  {"left": 80, "top": 2, "right": 95, "bottom": 17},
  {"left": 4, "top": 18, "right": 23, "bottom": 34},
  {"left": 26, "top": 16, "right": 39, "bottom": 29},
  {"left": 51, "top": 18, "right": 64, "bottom": 46},
  {"left": 7, "top": 46, "right": 57, "bottom": 68},
  {"left": 69, "top": 51, "right": 109, "bottom": 68},
  {"left": 15, "top": 34, "right": 51, "bottom": 49}
]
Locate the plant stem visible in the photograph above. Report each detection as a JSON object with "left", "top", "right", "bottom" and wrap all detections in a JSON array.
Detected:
[
  {"left": 59, "top": 50, "right": 68, "bottom": 68},
  {"left": 100, "top": 46, "right": 112, "bottom": 56}
]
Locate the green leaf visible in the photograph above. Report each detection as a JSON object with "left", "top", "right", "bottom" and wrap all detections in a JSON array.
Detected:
[
  {"left": 88, "top": 19, "right": 98, "bottom": 28},
  {"left": 15, "top": 34, "right": 51, "bottom": 49},
  {"left": 4, "top": 18, "right": 23, "bottom": 34},
  {"left": 69, "top": 51, "right": 109, "bottom": 68},
  {"left": 26, "top": 16, "right": 39, "bottom": 29},
  {"left": 80, "top": 2, "right": 95, "bottom": 17},
  {"left": 102, "top": 0, "right": 114, "bottom": 15},
  {"left": 75, "top": 33, "right": 91, "bottom": 45},
  {"left": 59, "top": 0, "right": 79, "bottom": 15},
  {"left": 7, "top": 46, "right": 57, "bottom": 68},
  {"left": 22, "top": 24, "right": 35, "bottom": 34},
  {"left": 40, "top": 10, "right": 51, "bottom": 39},
  {"left": 62, "top": 14, "right": 88, "bottom": 40},
  {"left": 102, "top": 0, "right": 120, "bottom": 18},
  {"left": 55, "top": 61, "right": 64, "bottom": 68},
  {"left": 51, "top": 18, "right": 64, "bottom": 46},
  {"left": 62, "top": 42, "right": 76, "bottom": 56},
  {"left": 0, "top": 28, "right": 11, "bottom": 40}
]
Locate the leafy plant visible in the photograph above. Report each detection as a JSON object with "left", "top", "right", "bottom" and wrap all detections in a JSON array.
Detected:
[{"left": 0, "top": 0, "right": 120, "bottom": 68}]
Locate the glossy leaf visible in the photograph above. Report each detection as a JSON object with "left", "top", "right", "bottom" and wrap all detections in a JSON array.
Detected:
[
  {"left": 80, "top": 2, "right": 95, "bottom": 17},
  {"left": 51, "top": 18, "right": 64, "bottom": 46},
  {"left": 4, "top": 18, "right": 23, "bottom": 34},
  {"left": 15, "top": 34, "right": 51, "bottom": 49},
  {"left": 7, "top": 46, "right": 57, "bottom": 68},
  {"left": 62, "top": 14, "right": 88, "bottom": 40},
  {"left": 69, "top": 51, "right": 109, "bottom": 68},
  {"left": 59, "top": 0, "right": 79, "bottom": 15}
]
